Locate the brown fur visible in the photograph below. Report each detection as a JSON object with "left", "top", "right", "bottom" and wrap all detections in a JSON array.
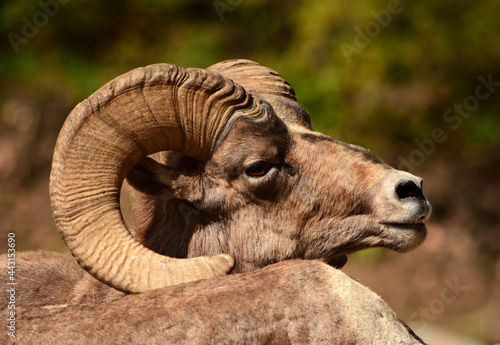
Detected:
[
  {"left": 1, "top": 260, "right": 425, "bottom": 345},
  {"left": 1, "top": 61, "right": 432, "bottom": 342},
  {"left": 0, "top": 251, "right": 124, "bottom": 310},
  {"left": 131, "top": 124, "right": 429, "bottom": 273}
]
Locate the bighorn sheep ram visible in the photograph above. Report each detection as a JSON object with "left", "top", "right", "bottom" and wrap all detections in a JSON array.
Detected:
[{"left": 1, "top": 59, "right": 431, "bottom": 344}]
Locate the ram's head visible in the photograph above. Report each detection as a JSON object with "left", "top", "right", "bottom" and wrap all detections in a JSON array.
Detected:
[{"left": 50, "top": 60, "right": 431, "bottom": 293}]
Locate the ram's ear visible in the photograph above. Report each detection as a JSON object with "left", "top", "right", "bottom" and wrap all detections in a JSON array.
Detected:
[{"left": 127, "top": 157, "right": 180, "bottom": 197}]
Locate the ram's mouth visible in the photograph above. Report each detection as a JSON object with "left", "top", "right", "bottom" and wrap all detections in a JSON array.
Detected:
[{"left": 379, "top": 222, "right": 427, "bottom": 232}]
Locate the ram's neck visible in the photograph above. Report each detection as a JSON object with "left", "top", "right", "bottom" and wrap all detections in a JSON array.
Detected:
[{"left": 132, "top": 194, "right": 229, "bottom": 259}]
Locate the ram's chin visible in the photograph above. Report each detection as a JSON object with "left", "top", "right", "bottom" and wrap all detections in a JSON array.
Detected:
[{"left": 380, "top": 223, "right": 427, "bottom": 252}]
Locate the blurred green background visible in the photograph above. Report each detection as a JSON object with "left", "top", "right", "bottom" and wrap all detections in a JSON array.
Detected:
[{"left": 1, "top": 0, "right": 499, "bottom": 343}]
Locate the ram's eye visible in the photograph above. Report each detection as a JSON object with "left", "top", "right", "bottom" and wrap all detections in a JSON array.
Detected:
[{"left": 245, "top": 161, "right": 271, "bottom": 177}]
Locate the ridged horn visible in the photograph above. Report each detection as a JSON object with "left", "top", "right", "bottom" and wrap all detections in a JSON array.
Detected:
[
  {"left": 208, "top": 59, "right": 312, "bottom": 129},
  {"left": 50, "top": 63, "right": 271, "bottom": 293}
]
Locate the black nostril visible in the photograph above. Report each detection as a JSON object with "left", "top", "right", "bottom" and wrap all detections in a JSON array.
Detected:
[{"left": 396, "top": 180, "right": 425, "bottom": 200}]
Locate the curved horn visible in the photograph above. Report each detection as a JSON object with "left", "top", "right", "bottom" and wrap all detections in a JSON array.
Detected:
[
  {"left": 208, "top": 59, "right": 312, "bottom": 129},
  {"left": 50, "top": 64, "right": 270, "bottom": 293}
]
